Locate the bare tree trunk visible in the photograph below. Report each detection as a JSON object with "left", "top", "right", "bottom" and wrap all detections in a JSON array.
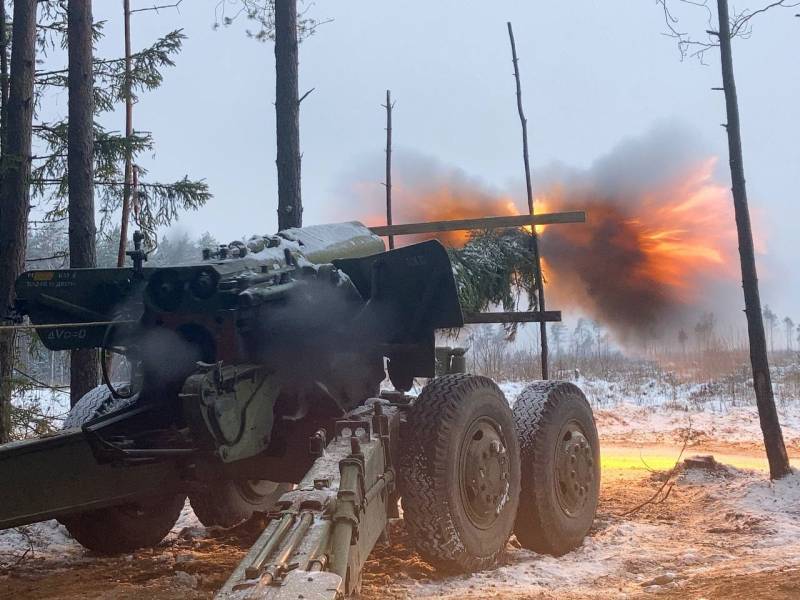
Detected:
[
  {"left": 716, "top": 0, "right": 790, "bottom": 479},
  {"left": 68, "top": 0, "right": 99, "bottom": 407},
  {"left": 507, "top": 22, "right": 549, "bottom": 380},
  {"left": 0, "top": 0, "right": 37, "bottom": 443},
  {"left": 0, "top": 0, "right": 9, "bottom": 154},
  {"left": 117, "top": 0, "right": 133, "bottom": 267},
  {"left": 274, "top": 0, "right": 302, "bottom": 230},
  {"left": 383, "top": 89, "right": 394, "bottom": 250}
]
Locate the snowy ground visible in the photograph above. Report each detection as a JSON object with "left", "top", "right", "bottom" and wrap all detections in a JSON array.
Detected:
[
  {"left": 3, "top": 377, "right": 800, "bottom": 598},
  {"left": 502, "top": 378, "right": 800, "bottom": 449},
  {"left": 364, "top": 463, "right": 800, "bottom": 599}
]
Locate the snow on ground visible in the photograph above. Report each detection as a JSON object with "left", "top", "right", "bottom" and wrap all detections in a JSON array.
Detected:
[
  {"left": 395, "top": 467, "right": 800, "bottom": 599},
  {"left": 0, "top": 501, "right": 206, "bottom": 568},
  {"left": 0, "top": 520, "right": 76, "bottom": 567},
  {"left": 499, "top": 379, "right": 800, "bottom": 447},
  {"left": 4, "top": 375, "right": 800, "bottom": 597}
]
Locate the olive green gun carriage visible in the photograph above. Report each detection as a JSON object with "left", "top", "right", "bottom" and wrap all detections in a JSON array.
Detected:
[{"left": 0, "top": 216, "right": 598, "bottom": 599}]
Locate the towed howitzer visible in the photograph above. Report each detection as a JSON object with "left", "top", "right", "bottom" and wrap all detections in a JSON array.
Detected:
[{"left": 0, "top": 219, "right": 600, "bottom": 599}]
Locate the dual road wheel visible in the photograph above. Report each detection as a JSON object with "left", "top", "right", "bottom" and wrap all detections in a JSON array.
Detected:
[{"left": 400, "top": 374, "right": 600, "bottom": 571}]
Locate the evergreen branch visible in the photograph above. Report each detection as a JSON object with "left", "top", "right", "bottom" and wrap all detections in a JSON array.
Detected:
[{"left": 449, "top": 228, "right": 539, "bottom": 337}]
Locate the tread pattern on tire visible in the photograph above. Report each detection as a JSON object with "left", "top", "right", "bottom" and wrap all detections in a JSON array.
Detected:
[
  {"left": 63, "top": 384, "right": 135, "bottom": 429},
  {"left": 512, "top": 380, "right": 599, "bottom": 556},
  {"left": 400, "top": 373, "right": 518, "bottom": 572},
  {"left": 59, "top": 385, "right": 185, "bottom": 554},
  {"left": 190, "top": 481, "right": 290, "bottom": 528}
]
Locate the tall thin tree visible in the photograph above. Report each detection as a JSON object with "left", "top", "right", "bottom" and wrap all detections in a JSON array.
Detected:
[
  {"left": 0, "top": 0, "right": 9, "bottom": 152},
  {"left": 507, "top": 22, "right": 549, "bottom": 380},
  {"left": 715, "top": 0, "right": 790, "bottom": 478},
  {"left": 274, "top": 0, "right": 302, "bottom": 230},
  {"left": 215, "top": 2, "right": 326, "bottom": 230},
  {"left": 67, "top": 0, "right": 99, "bottom": 406},
  {"left": 383, "top": 89, "right": 395, "bottom": 250},
  {"left": 117, "top": 0, "right": 134, "bottom": 267},
  {"left": 0, "top": 0, "right": 38, "bottom": 442},
  {"left": 656, "top": 0, "right": 794, "bottom": 479}
]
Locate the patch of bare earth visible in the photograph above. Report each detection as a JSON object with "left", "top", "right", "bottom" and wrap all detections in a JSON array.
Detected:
[
  {"left": 360, "top": 449, "right": 800, "bottom": 599},
  {"left": 3, "top": 443, "right": 800, "bottom": 599}
]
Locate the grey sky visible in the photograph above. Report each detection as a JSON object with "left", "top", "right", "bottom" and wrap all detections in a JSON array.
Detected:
[{"left": 87, "top": 1, "right": 798, "bottom": 316}]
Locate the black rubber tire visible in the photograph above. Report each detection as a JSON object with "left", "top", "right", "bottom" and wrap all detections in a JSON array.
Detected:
[
  {"left": 512, "top": 381, "right": 600, "bottom": 556},
  {"left": 400, "top": 374, "right": 521, "bottom": 572},
  {"left": 59, "top": 495, "right": 187, "bottom": 554},
  {"left": 189, "top": 480, "right": 291, "bottom": 528},
  {"left": 62, "top": 384, "right": 133, "bottom": 429},
  {"left": 59, "top": 385, "right": 187, "bottom": 554}
]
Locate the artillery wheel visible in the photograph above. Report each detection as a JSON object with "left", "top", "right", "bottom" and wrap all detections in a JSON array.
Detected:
[
  {"left": 512, "top": 381, "right": 600, "bottom": 556},
  {"left": 400, "top": 374, "right": 521, "bottom": 572},
  {"left": 189, "top": 480, "right": 291, "bottom": 528},
  {"left": 59, "top": 385, "right": 187, "bottom": 554}
]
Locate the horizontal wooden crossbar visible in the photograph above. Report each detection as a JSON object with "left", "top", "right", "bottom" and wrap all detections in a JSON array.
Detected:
[
  {"left": 369, "top": 211, "right": 585, "bottom": 237},
  {"left": 463, "top": 311, "right": 562, "bottom": 324}
]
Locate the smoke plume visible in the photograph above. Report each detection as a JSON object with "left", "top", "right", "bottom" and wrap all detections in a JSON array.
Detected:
[{"left": 344, "top": 125, "right": 741, "bottom": 345}]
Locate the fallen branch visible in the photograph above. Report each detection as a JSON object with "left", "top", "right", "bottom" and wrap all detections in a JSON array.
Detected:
[{"left": 620, "top": 418, "right": 692, "bottom": 517}]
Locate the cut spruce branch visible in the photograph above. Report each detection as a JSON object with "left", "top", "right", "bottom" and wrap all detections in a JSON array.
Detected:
[{"left": 449, "top": 229, "right": 540, "bottom": 337}]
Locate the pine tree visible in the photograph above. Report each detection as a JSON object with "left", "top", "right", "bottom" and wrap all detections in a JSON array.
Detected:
[
  {"left": 32, "top": 20, "right": 210, "bottom": 252},
  {"left": 215, "top": 1, "right": 325, "bottom": 229},
  {"left": 67, "top": 0, "right": 100, "bottom": 406},
  {"left": 14, "top": 5, "right": 210, "bottom": 408},
  {"left": 0, "top": 0, "right": 37, "bottom": 442},
  {"left": 763, "top": 305, "right": 777, "bottom": 354},
  {"left": 783, "top": 317, "right": 794, "bottom": 351}
]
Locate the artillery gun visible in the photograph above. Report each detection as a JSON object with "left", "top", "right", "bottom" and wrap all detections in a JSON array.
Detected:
[{"left": 0, "top": 217, "right": 599, "bottom": 599}]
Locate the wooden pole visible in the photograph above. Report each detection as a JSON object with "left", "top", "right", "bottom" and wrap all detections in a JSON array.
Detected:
[
  {"left": 369, "top": 211, "right": 585, "bottom": 237},
  {"left": 132, "top": 163, "right": 140, "bottom": 222},
  {"left": 507, "top": 21, "right": 548, "bottom": 380},
  {"left": 715, "top": 0, "right": 790, "bottom": 479},
  {"left": 463, "top": 311, "right": 562, "bottom": 324},
  {"left": 117, "top": 0, "right": 133, "bottom": 267},
  {"left": 383, "top": 90, "right": 395, "bottom": 249}
]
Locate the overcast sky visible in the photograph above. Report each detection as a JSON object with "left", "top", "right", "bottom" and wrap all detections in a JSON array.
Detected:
[{"left": 86, "top": 1, "right": 799, "bottom": 316}]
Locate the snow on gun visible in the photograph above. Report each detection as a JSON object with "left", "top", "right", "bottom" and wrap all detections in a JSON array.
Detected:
[{"left": 0, "top": 215, "right": 599, "bottom": 599}]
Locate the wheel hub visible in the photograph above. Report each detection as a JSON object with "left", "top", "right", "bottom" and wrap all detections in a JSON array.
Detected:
[
  {"left": 235, "top": 480, "right": 281, "bottom": 503},
  {"left": 459, "top": 417, "right": 511, "bottom": 529},
  {"left": 555, "top": 424, "right": 594, "bottom": 516}
]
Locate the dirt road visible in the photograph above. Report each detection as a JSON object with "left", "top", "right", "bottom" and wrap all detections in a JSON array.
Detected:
[{"left": 2, "top": 440, "right": 798, "bottom": 599}]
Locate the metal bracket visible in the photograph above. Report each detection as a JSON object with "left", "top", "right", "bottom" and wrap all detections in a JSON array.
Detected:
[{"left": 334, "top": 419, "right": 371, "bottom": 441}]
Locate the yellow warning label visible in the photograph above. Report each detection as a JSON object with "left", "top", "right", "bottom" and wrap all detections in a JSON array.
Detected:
[{"left": 32, "top": 271, "right": 55, "bottom": 281}]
